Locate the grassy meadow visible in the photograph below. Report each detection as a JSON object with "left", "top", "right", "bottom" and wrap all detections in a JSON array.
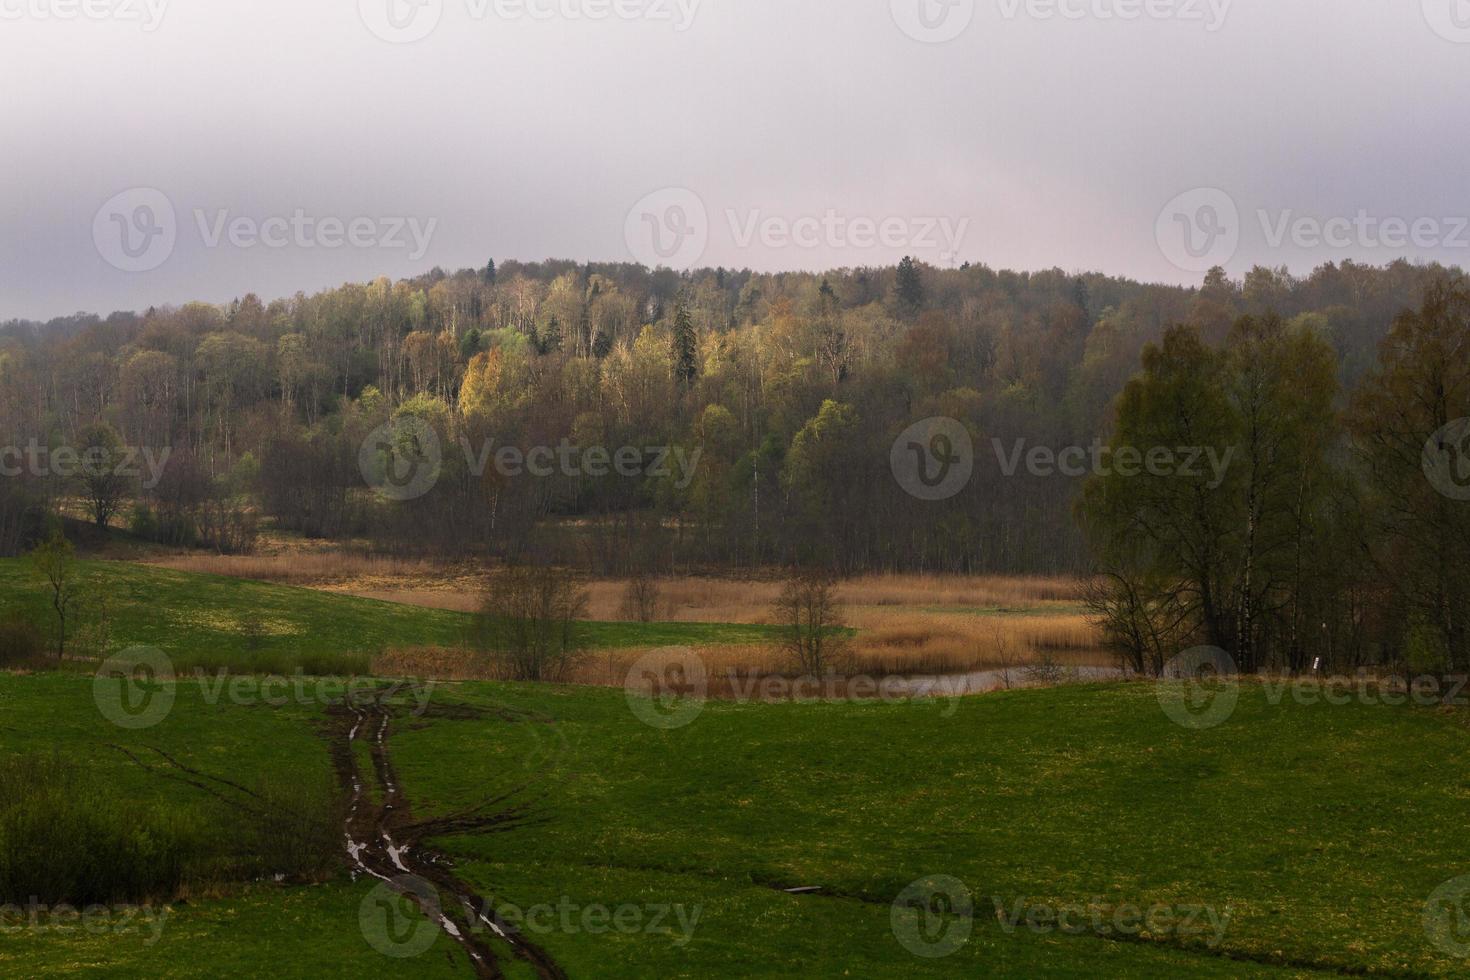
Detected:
[
  {"left": 0, "top": 558, "right": 1466, "bottom": 976},
  {"left": 1, "top": 669, "right": 1467, "bottom": 975}
]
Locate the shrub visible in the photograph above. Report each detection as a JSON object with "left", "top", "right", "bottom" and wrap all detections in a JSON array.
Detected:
[
  {"left": 773, "top": 567, "right": 848, "bottom": 675},
  {"left": 0, "top": 612, "right": 46, "bottom": 668},
  {"left": 0, "top": 754, "right": 343, "bottom": 906},
  {"left": 473, "top": 564, "right": 589, "bottom": 682},
  {"left": 619, "top": 572, "right": 662, "bottom": 623},
  {"left": 0, "top": 754, "right": 205, "bottom": 905}
]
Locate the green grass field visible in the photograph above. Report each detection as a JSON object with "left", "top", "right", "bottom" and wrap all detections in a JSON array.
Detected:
[
  {"left": 0, "top": 559, "right": 781, "bottom": 674},
  {"left": 1, "top": 671, "right": 1467, "bottom": 976},
  {"left": 1, "top": 560, "right": 1467, "bottom": 976}
]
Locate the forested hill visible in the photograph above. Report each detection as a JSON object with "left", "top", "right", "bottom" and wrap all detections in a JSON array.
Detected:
[{"left": 0, "top": 257, "right": 1462, "bottom": 574}]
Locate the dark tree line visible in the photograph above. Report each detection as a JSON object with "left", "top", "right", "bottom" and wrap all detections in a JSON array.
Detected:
[
  {"left": 1082, "top": 281, "right": 1470, "bottom": 677},
  {"left": 0, "top": 257, "right": 1463, "bottom": 611}
]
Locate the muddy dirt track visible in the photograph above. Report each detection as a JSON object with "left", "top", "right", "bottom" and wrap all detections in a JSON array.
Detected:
[{"left": 328, "top": 685, "right": 567, "bottom": 979}]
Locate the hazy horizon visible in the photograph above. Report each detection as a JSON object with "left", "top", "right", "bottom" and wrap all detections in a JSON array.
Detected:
[{"left": 5, "top": 0, "right": 1469, "bottom": 321}]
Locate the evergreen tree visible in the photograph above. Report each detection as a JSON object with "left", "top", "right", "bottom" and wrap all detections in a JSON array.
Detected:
[
  {"left": 895, "top": 256, "right": 924, "bottom": 315},
  {"left": 673, "top": 301, "right": 698, "bottom": 389},
  {"left": 593, "top": 329, "right": 613, "bottom": 359},
  {"left": 541, "top": 315, "right": 563, "bottom": 355}
]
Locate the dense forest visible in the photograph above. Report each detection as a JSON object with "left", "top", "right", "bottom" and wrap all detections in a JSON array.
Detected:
[{"left": 2, "top": 257, "right": 1467, "bottom": 675}]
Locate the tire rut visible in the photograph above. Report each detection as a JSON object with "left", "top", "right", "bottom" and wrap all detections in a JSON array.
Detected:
[{"left": 328, "top": 685, "right": 567, "bottom": 980}]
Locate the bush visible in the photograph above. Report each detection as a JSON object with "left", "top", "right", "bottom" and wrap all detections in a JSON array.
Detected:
[
  {"left": 127, "top": 503, "right": 160, "bottom": 540},
  {"left": 0, "top": 754, "right": 205, "bottom": 905},
  {"left": 0, "top": 754, "right": 342, "bottom": 906},
  {"left": 473, "top": 565, "right": 589, "bottom": 681},
  {"left": 619, "top": 572, "right": 662, "bottom": 623},
  {"left": 0, "top": 612, "right": 46, "bottom": 668}
]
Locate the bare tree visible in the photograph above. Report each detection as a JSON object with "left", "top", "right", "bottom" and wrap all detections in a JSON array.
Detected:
[
  {"left": 1084, "top": 568, "right": 1193, "bottom": 677},
  {"left": 990, "top": 623, "right": 1021, "bottom": 690},
  {"left": 773, "top": 567, "right": 847, "bottom": 675},
  {"left": 472, "top": 564, "right": 589, "bottom": 682},
  {"left": 619, "top": 570, "right": 662, "bottom": 623},
  {"left": 30, "top": 528, "right": 80, "bottom": 660}
]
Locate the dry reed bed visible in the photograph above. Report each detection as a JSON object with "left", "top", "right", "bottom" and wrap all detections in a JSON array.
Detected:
[{"left": 147, "top": 554, "right": 1104, "bottom": 677}]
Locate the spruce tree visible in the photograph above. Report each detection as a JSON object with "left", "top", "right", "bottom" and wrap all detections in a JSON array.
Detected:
[{"left": 673, "top": 302, "right": 698, "bottom": 389}]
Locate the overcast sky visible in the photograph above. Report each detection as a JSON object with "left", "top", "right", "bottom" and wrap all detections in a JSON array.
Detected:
[{"left": 2, "top": 0, "right": 1468, "bottom": 321}]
